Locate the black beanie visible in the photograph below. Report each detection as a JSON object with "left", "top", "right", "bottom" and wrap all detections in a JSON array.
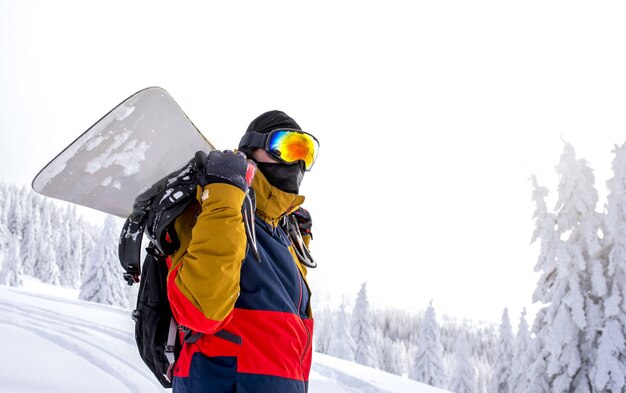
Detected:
[{"left": 245, "top": 110, "right": 301, "bottom": 134}]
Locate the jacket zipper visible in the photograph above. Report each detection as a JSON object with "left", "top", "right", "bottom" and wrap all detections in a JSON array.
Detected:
[
  {"left": 296, "top": 269, "right": 311, "bottom": 392},
  {"left": 286, "top": 217, "right": 311, "bottom": 392},
  {"left": 292, "top": 246, "right": 311, "bottom": 392},
  {"left": 297, "top": 264, "right": 304, "bottom": 313},
  {"left": 300, "top": 317, "right": 311, "bottom": 393}
]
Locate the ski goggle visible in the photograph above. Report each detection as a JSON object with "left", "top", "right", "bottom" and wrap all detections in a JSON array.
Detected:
[
  {"left": 267, "top": 129, "right": 319, "bottom": 170},
  {"left": 239, "top": 129, "right": 319, "bottom": 171}
]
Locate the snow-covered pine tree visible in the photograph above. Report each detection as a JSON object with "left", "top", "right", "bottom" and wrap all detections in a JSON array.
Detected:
[
  {"left": 449, "top": 333, "right": 476, "bottom": 393},
  {"left": 591, "top": 142, "right": 626, "bottom": 392},
  {"left": 375, "top": 333, "right": 405, "bottom": 376},
  {"left": 351, "top": 282, "right": 378, "bottom": 367},
  {"left": 68, "top": 213, "right": 85, "bottom": 288},
  {"left": 314, "top": 307, "right": 333, "bottom": 354},
  {"left": 38, "top": 240, "right": 61, "bottom": 285},
  {"left": 33, "top": 206, "right": 61, "bottom": 285},
  {"left": 532, "top": 143, "right": 601, "bottom": 393},
  {"left": 410, "top": 301, "right": 446, "bottom": 388},
  {"left": 56, "top": 217, "right": 74, "bottom": 287},
  {"left": 591, "top": 280, "right": 626, "bottom": 392},
  {"left": 526, "top": 308, "right": 550, "bottom": 393},
  {"left": 0, "top": 183, "right": 8, "bottom": 225},
  {"left": 5, "top": 185, "right": 23, "bottom": 238},
  {"left": 327, "top": 302, "right": 356, "bottom": 361},
  {"left": 490, "top": 308, "right": 514, "bottom": 393},
  {"left": 555, "top": 143, "right": 603, "bottom": 393},
  {"left": 15, "top": 185, "right": 31, "bottom": 241},
  {"left": 374, "top": 332, "right": 385, "bottom": 372},
  {"left": 0, "top": 236, "right": 23, "bottom": 286},
  {"left": 20, "top": 206, "right": 40, "bottom": 276},
  {"left": 526, "top": 177, "right": 555, "bottom": 393},
  {"left": 529, "top": 175, "right": 558, "bottom": 308},
  {"left": 2, "top": 186, "right": 22, "bottom": 236},
  {"left": 510, "top": 309, "right": 531, "bottom": 393},
  {"left": 48, "top": 204, "right": 63, "bottom": 261},
  {"left": 56, "top": 206, "right": 83, "bottom": 288},
  {"left": 79, "top": 216, "right": 128, "bottom": 308},
  {"left": 80, "top": 220, "right": 98, "bottom": 276},
  {"left": 0, "top": 209, "right": 10, "bottom": 267}
]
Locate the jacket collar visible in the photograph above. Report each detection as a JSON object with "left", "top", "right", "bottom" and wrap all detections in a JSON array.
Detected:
[{"left": 252, "top": 169, "right": 305, "bottom": 227}]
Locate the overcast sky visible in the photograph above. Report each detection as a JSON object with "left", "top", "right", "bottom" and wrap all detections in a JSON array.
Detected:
[{"left": 2, "top": 0, "right": 626, "bottom": 324}]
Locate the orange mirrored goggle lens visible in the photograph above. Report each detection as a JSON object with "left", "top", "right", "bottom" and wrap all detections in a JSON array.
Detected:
[{"left": 267, "top": 130, "right": 319, "bottom": 171}]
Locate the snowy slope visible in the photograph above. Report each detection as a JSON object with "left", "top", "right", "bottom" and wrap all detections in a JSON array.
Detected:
[{"left": 0, "top": 279, "right": 450, "bottom": 393}]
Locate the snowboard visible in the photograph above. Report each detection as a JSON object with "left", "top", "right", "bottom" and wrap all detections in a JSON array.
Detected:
[{"left": 32, "top": 87, "right": 215, "bottom": 218}]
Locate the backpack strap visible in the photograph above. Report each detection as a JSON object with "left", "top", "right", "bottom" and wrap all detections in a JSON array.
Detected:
[
  {"left": 119, "top": 157, "right": 201, "bottom": 284},
  {"left": 281, "top": 214, "right": 317, "bottom": 269},
  {"left": 119, "top": 205, "right": 149, "bottom": 285},
  {"left": 164, "top": 317, "right": 178, "bottom": 383},
  {"left": 119, "top": 154, "right": 261, "bottom": 282},
  {"left": 242, "top": 188, "right": 260, "bottom": 262}
]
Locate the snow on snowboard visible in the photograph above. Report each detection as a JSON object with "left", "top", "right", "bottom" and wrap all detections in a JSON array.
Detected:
[{"left": 32, "top": 87, "right": 215, "bottom": 218}]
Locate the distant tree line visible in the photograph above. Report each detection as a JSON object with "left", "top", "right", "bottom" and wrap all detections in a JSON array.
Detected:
[
  {"left": 313, "top": 284, "right": 498, "bottom": 393},
  {"left": 0, "top": 183, "right": 97, "bottom": 287},
  {"left": 0, "top": 183, "right": 134, "bottom": 307}
]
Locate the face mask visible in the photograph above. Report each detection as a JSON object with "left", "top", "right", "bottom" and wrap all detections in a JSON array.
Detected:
[{"left": 256, "top": 162, "right": 304, "bottom": 194}]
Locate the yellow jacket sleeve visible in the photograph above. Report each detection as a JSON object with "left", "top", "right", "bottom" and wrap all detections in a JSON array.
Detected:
[{"left": 167, "top": 183, "right": 247, "bottom": 334}]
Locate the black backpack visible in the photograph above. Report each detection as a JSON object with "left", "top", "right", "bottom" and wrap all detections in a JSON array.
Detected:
[
  {"left": 118, "top": 153, "right": 315, "bottom": 388},
  {"left": 118, "top": 154, "right": 258, "bottom": 388}
]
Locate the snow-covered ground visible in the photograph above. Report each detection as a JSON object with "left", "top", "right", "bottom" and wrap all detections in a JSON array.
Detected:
[{"left": 0, "top": 278, "right": 450, "bottom": 393}]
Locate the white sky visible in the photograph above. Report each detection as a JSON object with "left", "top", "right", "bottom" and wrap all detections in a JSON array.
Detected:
[{"left": 2, "top": 0, "right": 626, "bottom": 324}]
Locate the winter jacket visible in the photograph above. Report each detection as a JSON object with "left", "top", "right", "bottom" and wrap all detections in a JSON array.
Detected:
[{"left": 166, "top": 169, "right": 313, "bottom": 393}]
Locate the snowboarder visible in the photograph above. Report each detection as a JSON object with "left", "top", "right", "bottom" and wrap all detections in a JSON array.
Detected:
[{"left": 166, "top": 110, "right": 318, "bottom": 393}]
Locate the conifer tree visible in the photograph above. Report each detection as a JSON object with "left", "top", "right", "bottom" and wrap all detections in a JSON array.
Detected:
[
  {"left": 38, "top": 240, "right": 61, "bottom": 285},
  {"left": 327, "top": 302, "right": 356, "bottom": 361},
  {"left": 531, "top": 143, "right": 601, "bottom": 392},
  {"left": 0, "top": 183, "right": 8, "bottom": 225},
  {"left": 20, "top": 208, "right": 40, "bottom": 276},
  {"left": 529, "top": 175, "right": 558, "bottom": 305},
  {"left": 15, "top": 185, "right": 30, "bottom": 239},
  {"left": 80, "top": 221, "right": 97, "bottom": 276},
  {"left": 410, "top": 301, "right": 446, "bottom": 387},
  {"left": 33, "top": 207, "right": 61, "bottom": 285},
  {"left": 351, "top": 282, "right": 378, "bottom": 367},
  {"left": 526, "top": 178, "right": 555, "bottom": 393},
  {"left": 510, "top": 309, "right": 531, "bottom": 393},
  {"left": 56, "top": 219, "right": 72, "bottom": 286},
  {"left": 5, "top": 185, "right": 22, "bottom": 238},
  {"left": 314, "top": 308, "right": 333, "bottom": 354},
  {"left": 69, "top": 223, "right": 84, "bottom": 286},
  {"left": 0, "top": 237, "right": 23, "bottom": 287},
  {"left": 0, "top": 215, "right": 10, "bottom": 266},
  {"left": 48, "top": 205, "right": 63, "bottom": 258},
  {"left": 377, "top": 334, "right": 406, "bottom": 376},
  {"left": 449, "top": 333, "right": 476, "bottom": 393},
  {"left": 56, "top": 208, "right": 82, "bottom": 288},
  {"left": 591, "top": 142, "right": 626, "bottom": 392},
  {"left": 526, "top": 308, "right": 550, "bottom": 393},
  {"left": 491, "top": 308, "right": 514, "bottom": 393},
  {"left": 79, "top": 216, "right": 128, "bottom": 307}
]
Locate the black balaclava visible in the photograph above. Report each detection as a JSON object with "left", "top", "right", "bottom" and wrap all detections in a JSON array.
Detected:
[
  {"left": 256, "top": 162, "right": 304, "bottom": 194},
  {"left": 240, "top": 110, "right": 305, "bottom": 194}
]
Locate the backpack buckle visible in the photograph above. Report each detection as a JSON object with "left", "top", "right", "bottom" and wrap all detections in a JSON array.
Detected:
[{"left": 123, "top": 271, "right": 139, "bottom": 286}]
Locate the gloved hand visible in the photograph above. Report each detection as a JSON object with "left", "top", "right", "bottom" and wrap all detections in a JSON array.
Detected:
[
  {"left": 292, "top": 207, "right": 313, "bottom": 238},
  {"left": 195, "top": 150, "right": 257, "bottom": 192}
]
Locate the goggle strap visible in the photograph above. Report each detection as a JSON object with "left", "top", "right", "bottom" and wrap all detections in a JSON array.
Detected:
[{"left": 239, "top": 132, "right": 268, "bottom": 150}]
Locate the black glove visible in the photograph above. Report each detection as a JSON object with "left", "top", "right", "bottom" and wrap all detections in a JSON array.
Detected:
[
  {"left": 292, "top": 207, "right": 312, "bottom": 238},
  {"left": 195, "top": 150, "right": 256, "bottom": 192}
]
